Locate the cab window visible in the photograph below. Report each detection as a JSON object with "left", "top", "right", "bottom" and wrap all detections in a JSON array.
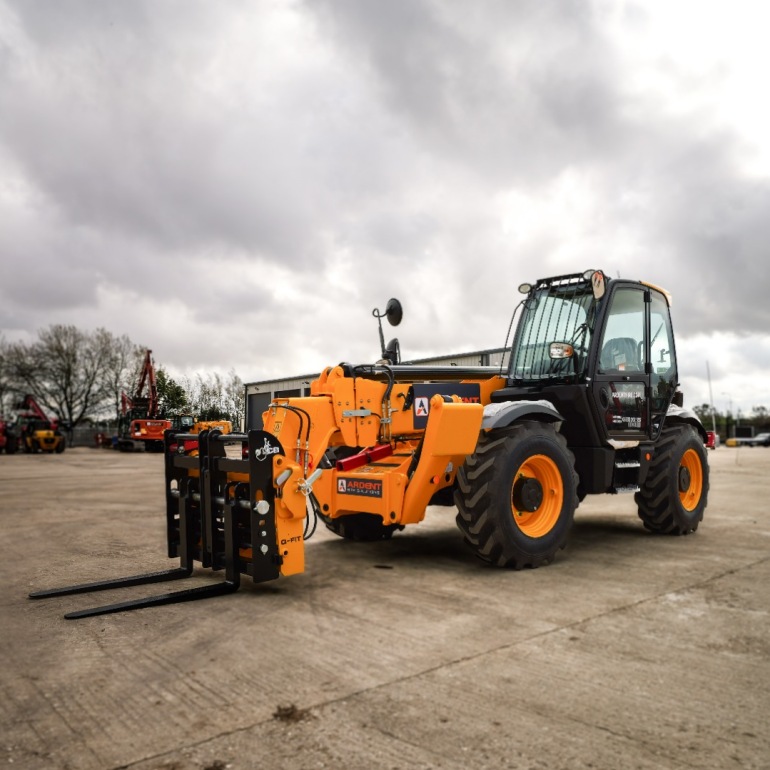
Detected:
[
  {"left": 598, "top": 288, "right": 645, "bottom": 373},
  {"left": 650, "top": 291, "right": 677, "bottom": 410}
]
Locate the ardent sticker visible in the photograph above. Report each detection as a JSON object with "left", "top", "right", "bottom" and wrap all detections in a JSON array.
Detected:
[{"left": 337, "top": 478, "right": 383, "bottom": 498}]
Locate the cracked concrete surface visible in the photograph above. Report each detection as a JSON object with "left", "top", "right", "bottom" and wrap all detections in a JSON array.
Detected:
[{"left": 1, "top": 446, "right": 768, "bottom": 769}]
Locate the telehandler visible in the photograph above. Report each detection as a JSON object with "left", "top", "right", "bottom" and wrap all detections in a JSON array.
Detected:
[
  {"left": 31, "top": 269, "right": 709, "bottom": 618},
  {"left": 15, "top": 395, "right": 66, "bottom": 453}
]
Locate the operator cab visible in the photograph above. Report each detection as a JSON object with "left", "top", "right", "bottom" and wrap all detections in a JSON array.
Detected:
[{"left": 500, "top": 269, "right": 679, "bottom": 446}]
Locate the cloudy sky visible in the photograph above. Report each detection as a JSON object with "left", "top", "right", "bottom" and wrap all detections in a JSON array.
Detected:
[{"left": 1, "top": 0, "right": 768, "bottom": 416}]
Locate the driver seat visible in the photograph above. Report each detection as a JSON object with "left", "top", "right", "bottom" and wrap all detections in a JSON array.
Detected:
[{"left": 601, "top": 337, "right": 641, "bottom": 372}]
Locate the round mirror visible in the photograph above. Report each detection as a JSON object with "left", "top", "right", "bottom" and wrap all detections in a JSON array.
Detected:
[
  {"left": 518, "top": 282, "right": 532, "bottom": 295},
  {"left": 385, "top": 298, "right": 403, "bottom": 327}
]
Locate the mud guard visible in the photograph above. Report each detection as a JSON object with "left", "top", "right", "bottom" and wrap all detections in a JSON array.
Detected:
[
  {"left": 665, "top": 404, "right": 709, "bottom": 443},
  {"left": 482, "top": 399, "right": 564, "bottom": 430}
]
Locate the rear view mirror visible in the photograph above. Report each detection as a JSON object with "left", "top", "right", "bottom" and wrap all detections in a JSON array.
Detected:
[
  {"left": 583, "top": 270, "right": 606, "bottom": 299},
  {"left": 385, "top": 298, "right": 403, "bottom": 327}
]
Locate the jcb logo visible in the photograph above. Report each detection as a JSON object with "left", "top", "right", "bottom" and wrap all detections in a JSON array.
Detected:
[{"left": 255, "top": 437, "right": 281, "bottom": 461}]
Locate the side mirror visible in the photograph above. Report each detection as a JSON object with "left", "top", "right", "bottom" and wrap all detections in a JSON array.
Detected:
[
  {"left": 384, "top": 298, "right": 403, "bottom": 327},
  {"left": 583, "top": 269, "right": 606, "bottom": 299}
]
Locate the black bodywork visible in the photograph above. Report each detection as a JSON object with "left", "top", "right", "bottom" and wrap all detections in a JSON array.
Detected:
[{"left": 491, "top": 271, "right": 705, "bottom": 495}]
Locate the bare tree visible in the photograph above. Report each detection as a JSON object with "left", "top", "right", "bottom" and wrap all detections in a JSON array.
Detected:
[
  {"left": 105, "top": 340, "right": 147, "bottom": 422},
  {"left": 0, "top": 335, "right": 12, "bottom": 417},
  {"left": 5, "top": 325, "right": 139, "bottom": 428},
  {"left": 181, "top": 370, "right": 244, "bottom": 426},
  {"left": 223, "top": 370, "right": 245, "bottom": 429}
]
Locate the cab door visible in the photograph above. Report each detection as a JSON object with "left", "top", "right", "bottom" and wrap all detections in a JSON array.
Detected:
[{"left": 591, "top": 285, "right": 650, "bottom": 441}]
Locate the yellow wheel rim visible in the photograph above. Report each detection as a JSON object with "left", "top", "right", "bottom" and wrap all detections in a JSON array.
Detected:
[
  {"left": 679, "top": 448, "right": 703, "bottom": 511},
  {"left": 511, "top": 454, "right": 564, "bottom": 537}
]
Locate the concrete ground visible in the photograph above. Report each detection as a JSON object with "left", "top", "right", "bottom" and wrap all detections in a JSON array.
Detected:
[{"left": 0, "top": 445, "right": 768, "bottom": 770}]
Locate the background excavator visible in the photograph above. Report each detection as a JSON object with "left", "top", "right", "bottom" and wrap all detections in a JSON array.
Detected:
[
  {"left": 117, "top": 350, "right": 171, "bottom": 452},
  {"left": 117, "top": 350, "right": 233, "bottom": 452}
]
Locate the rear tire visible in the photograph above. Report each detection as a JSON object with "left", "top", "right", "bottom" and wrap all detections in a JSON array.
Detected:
[
  {"left": 635, "top": 425, "right": 708, "bottom": 534},
  {"left": 455, "top": 421, "right": 578, "bottom": 569}
]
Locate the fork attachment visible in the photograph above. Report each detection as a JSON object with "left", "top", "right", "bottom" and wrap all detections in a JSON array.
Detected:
[{"left": 29, "top": 429, "right": 286, "bottom": 618}]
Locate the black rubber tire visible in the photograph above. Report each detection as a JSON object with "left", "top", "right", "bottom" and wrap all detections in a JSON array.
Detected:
[
  {"left": 635, "top": 425, "right": 709, "bottom": 534},
  {"left": 319, "top": 512, "right": 401, "bottom": 542},
  {"left": 454, "top": 421, "right": 578, "bottom": 569},
  {"left": 55, "top": 438, "right": 66, "bottom": 453}
]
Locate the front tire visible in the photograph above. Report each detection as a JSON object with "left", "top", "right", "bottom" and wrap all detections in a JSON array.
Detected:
[
  {"left": 635, "top": 425, "right": 709, "bottom": 534},
  {"left": 455, "top": 421, "right": 578, "bottom": 569}
]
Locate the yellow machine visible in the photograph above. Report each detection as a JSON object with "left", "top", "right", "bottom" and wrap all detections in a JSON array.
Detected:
[
  {"left": 31, "top": 271, "right": 710, "bottom": 618},
  {"left": 15, "top": 395, "right": 65, "bottom": 454}
]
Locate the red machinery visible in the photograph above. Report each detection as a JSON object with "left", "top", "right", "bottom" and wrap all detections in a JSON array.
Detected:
[
  {"left": 118, "top": 350, "right": 171, "bottom": 452},
  {"left": 0, "top": 419, "right": 19, "bottom": 454}
]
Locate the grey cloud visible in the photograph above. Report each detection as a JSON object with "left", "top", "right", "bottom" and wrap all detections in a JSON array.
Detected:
[{"left": 1, "top": 0, "right": 768, "bottom": 409}]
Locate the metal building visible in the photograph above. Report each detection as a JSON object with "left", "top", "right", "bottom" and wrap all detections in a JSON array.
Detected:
[{"left": 244, "top": 347, "right": 509, "bottom": 430}]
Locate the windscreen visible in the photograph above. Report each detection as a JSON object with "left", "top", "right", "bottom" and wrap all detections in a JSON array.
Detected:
[{"left": 509, "top": 283, "right": 595, "bottom": 381}]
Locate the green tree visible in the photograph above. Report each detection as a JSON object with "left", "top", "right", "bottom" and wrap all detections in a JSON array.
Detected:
[
  {"left": 156, "top": 368, "right": 189, "bottom": 416},
  {"left": 692, "top": 403, "right": 712, "bottom": 423}
]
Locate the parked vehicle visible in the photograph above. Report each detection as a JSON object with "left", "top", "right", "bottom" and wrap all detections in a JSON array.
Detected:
[
  {"left": 14, "top": 396, "right": 65, "bottom": 454},
  {"left": 0, "top": 419, "right": 19, "bottom": 454}
]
